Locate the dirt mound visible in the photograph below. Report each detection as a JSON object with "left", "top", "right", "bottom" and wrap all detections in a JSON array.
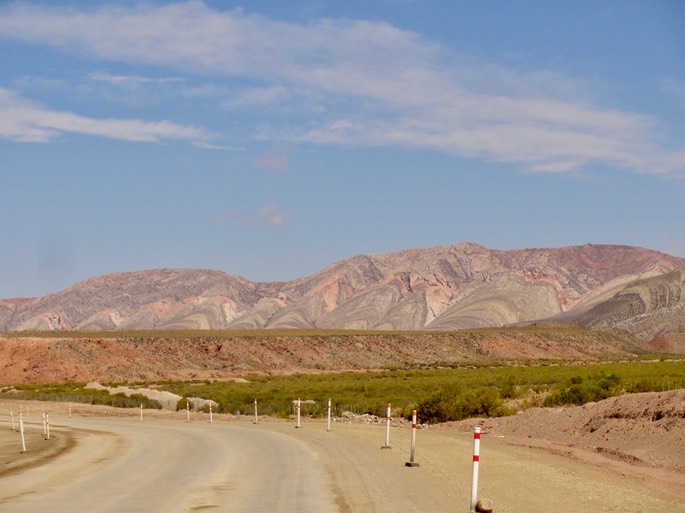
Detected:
[{"left": 444, "top": 389, "right": 685, "bottom": 472}]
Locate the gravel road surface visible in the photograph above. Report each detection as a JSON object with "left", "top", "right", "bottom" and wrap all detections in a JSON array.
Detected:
[{"left": 1, "top": 416, "right": 334, "bottom": 513}]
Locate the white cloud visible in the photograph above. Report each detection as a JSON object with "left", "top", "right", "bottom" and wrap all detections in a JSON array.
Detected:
[
  {"left": 0, "top": 1, "right": 683, "bottom": 175},
  {"left": 0, "top": 86, "right": 209, "bottom": 143}
]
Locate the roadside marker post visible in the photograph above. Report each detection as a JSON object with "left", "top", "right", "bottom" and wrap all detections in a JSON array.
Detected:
[
  {"left": 470, "top": 426, "right": 481, "bottom": 513},
  {"left": 42, "top": 410, "right": 47, "bottom": 436},
  {"left": 253, "top": 399, "right": 258, "bottom": 424},
  {"left": 68, "top": 403, "right": 72, "bottom": 418},
  {"left": 327, "top": 398, "right": 332, "bottom": 432},
  {"left": 296, "top": 398, "right": 301, "bottom": 428},
  {"left": 140, "top": 403, "right": 143, "bottom": 421},
  {"left": 381, "top": 403, "right": 392, "bottom": 449},
  {"left": 10, "top": 411, "right": 15, "bottom": 431},
  {"left": 209, "top": 403, "right": 213, "bottom": 424},
  {"left": 45, "top": 413, "right": 50, "bottom": 440},
  {"left": 405, "top": 410, "right": 420, "bottom": 467},
  {"left": 186, "top": 401, "right": 190, "bottom": 423},
  {"left": 19, "top": 415, "right": 26, "bottom": 453}
]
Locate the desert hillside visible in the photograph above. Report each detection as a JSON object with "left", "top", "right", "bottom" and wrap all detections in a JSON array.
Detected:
[
  {"left": 0, "top": 326, "right": 650, "bottom": 384},
  {"left": 1, "top": 243, "right": 684, "bottom": 342}
]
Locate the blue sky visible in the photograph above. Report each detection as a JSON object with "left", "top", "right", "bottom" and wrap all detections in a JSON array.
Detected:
[{"left": 1, "top": 0, "right": 684, "bottom": 299}]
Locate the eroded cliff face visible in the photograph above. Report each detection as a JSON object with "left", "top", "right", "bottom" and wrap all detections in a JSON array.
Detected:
[{"left": 1, "top": 243, "right": 684, "bottom": 340}]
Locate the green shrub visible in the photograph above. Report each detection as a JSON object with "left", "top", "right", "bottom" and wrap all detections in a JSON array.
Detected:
[
  {"left": 543, "top": 372, "right": 621, "bottom": 407},
  {"left": 416, "top": 385, "right": 504, "bottom": 423}
]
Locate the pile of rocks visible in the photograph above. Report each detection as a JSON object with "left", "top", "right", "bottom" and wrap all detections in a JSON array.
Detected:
[{"left": 337, "top": 411, "right": 409, "bottom": 426}]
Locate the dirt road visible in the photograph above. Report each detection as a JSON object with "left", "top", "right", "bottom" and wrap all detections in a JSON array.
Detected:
[
  {"left": 0, "top": 413, "right": 334, "bottom": 513},
  {"left": 1, "top": 404, "right": 683, "bottom": 513}
]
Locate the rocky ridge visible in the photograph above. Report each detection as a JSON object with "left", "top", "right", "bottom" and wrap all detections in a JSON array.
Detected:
[{"left": 1, "top": 243, "right": 684, "bottom": 342}]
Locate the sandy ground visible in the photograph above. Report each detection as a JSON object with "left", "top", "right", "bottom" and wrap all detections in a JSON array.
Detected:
[{"left": 1, "top": 396, "right": 684, "bottom": 513}]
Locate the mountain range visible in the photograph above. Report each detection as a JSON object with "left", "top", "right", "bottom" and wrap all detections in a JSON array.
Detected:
[{"left": 1, "top": 242, "right": 684, "bottom": 342}]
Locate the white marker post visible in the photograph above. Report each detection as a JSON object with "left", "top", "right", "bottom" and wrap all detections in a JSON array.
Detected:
[
  {"left": 68, "top": 403, "right": 72, "bottom": 418},
  {"left": 42, "top": 410, "right": 47, "bottom": 436},
  {"left": 19, "top": 415, "right": 26, "bottom": 453},
  {"left": 381, "top": 403, "right": 392, "bottom": 449},
  {"left": 327, "top": 398, "right": 332, "bottom": 432},
  {"left": 140, "top": 403, "right": 143, "bottom": 421},
  {"left": 45, "top": 413, "right": 50, "bottom": 440},
  {"left": 470, "top": 426, "right": 481, "bottom": 513},
  {"left": 296, "top": 398, "right": 301, "bottom": 428},
  {"left": 209, "top": 403, "right": 213, "bottom": 424},
  {"left": 405, "top": 409, "right": 419, "bottom": 467},
  {"left": 10, "top": 411, "right": 15, "bottom": 431},
  {"left": 186, "top": 401, "right": 190, "bottom": 423},
  {"left": 253, "top": 399, "right": 258, "bottom": 424}
]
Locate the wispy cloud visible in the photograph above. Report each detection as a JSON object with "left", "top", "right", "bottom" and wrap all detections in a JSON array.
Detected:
[
  {"left": 256, "top": 145, "right": 290, "bottom": 172},
  {"left": 0, "top": 86, "right": 209, "bottom": 143},
  {"left": 1, "top": 2, "right": 683, "bottom": 175},
  {"left": 224, "top": 86, "right": 290, "bottom": 108},
  {"left": 193, "top": 141, "right": 245, "bottom": 151},
  {"left": 89, "top": 72, "right": 186, "bottom": 89},
  {"left": 256, "top": 204, "right": 292, "bottom": 226},
  {"left": 219, "top": 205, "right": 292, "bottom": 226},
  {"left": 218, "top": 209, "right": 240, "bottom": 223}
]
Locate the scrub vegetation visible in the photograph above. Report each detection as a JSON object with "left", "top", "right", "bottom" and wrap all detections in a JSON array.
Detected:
[
  {"left": 0, "top": 382, "right": 162, "bottom": 409},
  {"left": 3, "top": 357, "right": 683, "bottom": 423}
]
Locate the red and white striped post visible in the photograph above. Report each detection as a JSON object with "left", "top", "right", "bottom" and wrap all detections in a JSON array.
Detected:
[
  {"left": 470, "top": 426, "right": 481, "bottom": 513},
  {"left": 253, "top": 399, "right": 258, "bottom": 424},
  {"left": 296, "top": 398, "right": 301, "bottom": 428},
  {"left": 19, "top": 414, "right": 26, "bottom": 453},
  {"left": 327, "top": 398, "right": 332, "bottom": 432},
  {"left": 381, "top": 403, "right": 392, "bottom": 449},
  {"left": 405, "top": 409, "right": 420, "bottom": 467}
]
